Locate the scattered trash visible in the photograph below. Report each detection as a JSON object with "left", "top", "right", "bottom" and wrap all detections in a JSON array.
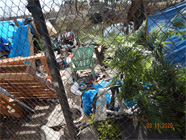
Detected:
[
  {"left": 78, "top": 83, "right": 87, "bottom": 91},
  {"left": 63, "top": 60, "right": 67, "bottom": 68},
  {"left": 77, "top": 77, "right": 88, "bottom": 84},
  {"left": 70, "top": 82, "right": 82, "bottom": 96},
  {"left": 111, "top": 71, "right": 115, "bottom": 74},
  {"left": 46, "top": 99, "right": 59, "bottom": 104},
  {"left": 96, "top": 73, "right": 107, "bottom": 81},
  {"left": 71, "top": 105, "right": 84, "bottom": 124},
  {"left": 95, "top": 73, "right": 99, "bottom": 79},
  {"left": 40, "top": 104, "right": 84, "bottom": 140},
  {"left": 87, "top": 80, "right": 93, "bottom": 87},
  {"left": 41, "top": 125, "right": 64, "bottom": 140},
  {"left": 65, "top": 67, "right": 73, "bottom": 84},
  {"left": 60, "top": 46, "right": 68, "bottom": 58}
]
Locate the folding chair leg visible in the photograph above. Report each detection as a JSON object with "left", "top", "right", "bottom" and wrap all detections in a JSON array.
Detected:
[
  {"left": 74, "top": 70, "right": 78, "bottom": 81},
  {"left": 91, "top": 69, "right": 96, "bottom": 80}
]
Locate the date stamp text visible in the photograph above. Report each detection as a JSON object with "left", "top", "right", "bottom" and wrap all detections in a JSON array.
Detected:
[{"left": 146, "top": 123, "right": 173, "bottom": 129}]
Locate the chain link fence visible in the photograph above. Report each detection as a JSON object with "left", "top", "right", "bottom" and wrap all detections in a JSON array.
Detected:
[{"left": 0, "top": 0, "right": 185, "bottom": 139}]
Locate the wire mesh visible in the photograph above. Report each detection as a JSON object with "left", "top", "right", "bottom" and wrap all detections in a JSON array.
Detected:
[{"left": 0, "top": 0, "right": 185, "bottom": 139}]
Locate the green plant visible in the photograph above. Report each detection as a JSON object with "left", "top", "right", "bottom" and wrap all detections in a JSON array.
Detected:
[
  {"left": 86, "top": 114, "right": 122, "bottom": 140},
  {"left": 96, "top": 118, "right": 122, "bottom": 140},
  {"left": 102, "top": 11, "right": 186, "bottom": 138}
]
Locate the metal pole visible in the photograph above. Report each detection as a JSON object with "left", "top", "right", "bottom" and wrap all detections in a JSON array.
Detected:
[{"left": 26, "top": 1, "right": 78, "bottom": 139}]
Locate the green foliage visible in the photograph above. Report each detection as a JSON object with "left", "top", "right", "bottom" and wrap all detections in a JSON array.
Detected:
[
  {"left": 170, "top": 8, "right": 186, "bottom": 29},
  {"left": 102, "top": 12, "right": 186, "bottom": 138},
  {"left": 87, "top": 114, "right": 121, "bottom": 139},
  {"left": 96, "top": 118, "right": 122, "bottom": 140},
  {"left": 90, "top": 10, "right": 186, "bottom": 139}
]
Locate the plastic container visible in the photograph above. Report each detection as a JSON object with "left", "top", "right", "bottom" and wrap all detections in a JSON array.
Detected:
[
  {"left": 70, "top": 82, "right": 82, "bottom": 96},
  {"left": 94, "top": 88, "right": 108, "bottom": 121}
]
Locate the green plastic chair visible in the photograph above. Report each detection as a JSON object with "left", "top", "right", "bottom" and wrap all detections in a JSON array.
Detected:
[{"left": 71, "top": 45, "right": 95, "bottom": 81}]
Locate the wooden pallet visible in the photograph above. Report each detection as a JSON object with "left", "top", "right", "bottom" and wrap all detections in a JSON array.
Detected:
[
  {"left": 0, "top": 53, "right": 56, "bottom": 99},
  {"left": 0, "top": 54, "right": 58, "bottom": 118}
]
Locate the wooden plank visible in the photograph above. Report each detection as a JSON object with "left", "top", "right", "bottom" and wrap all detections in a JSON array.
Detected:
[
  {"left": 4, "top": 88, "right": 51, "bottom": 92},
  {"left": 0, "top": 65, "right": 27, "bottom": 73},
  {"left": 0, "top": 59, "right": 25, "bottom": 65},
  {"left": 28, "top": 27, "right": 36, "bottom": 69},
  {"left": 12, "top": 17, "right": 19, "bottom": 27},
  {"left": 13, "top": 93, "right": 57, "bottom": 97},
  {"left": 1, "top": 85, "right": 52, "bottom": 91},
  {"left": 14, "top": 96, "right": 57, "bottom": 100},
  {"left": 9, "top": 91, "right": 56, "bottom": 94},
  {"left": 0, "top": 53, "right": 45, "bottom": 65},
  {"left": 0, "top": 83, "right": 42, "bottom": 86},
  {"left": 15, "top": 93, "right": 57, "bottom": 97},
  {"left": 0, "top": 90, "right": 56, "bottom": 101},
  {"left": 0, "top": 79, "right": 37, "bottom": 83},
  {"left": 30, "top": 22, "right": 40, "bottom": 40},
  {"left": 0, "top": 73, "right": 34, "bottom": 80},
  {"left": 0, "top": 80, "right": 54, "bottom": 91},
  {"left": 1, "top": 85, "right": 46, "bottom": 89},
  {"left": 12, "top": 93, "right": 57, "bottom": 99}
]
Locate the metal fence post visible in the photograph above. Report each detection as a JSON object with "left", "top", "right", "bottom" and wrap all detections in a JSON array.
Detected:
[{"left": 26, "top": 0, "right": 78, "bottom": 139}]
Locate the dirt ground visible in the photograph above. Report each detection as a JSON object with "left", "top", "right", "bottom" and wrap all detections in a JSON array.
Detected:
[
  {"left": 0, "top": 100, "right": 56, "bottom": 139},
  {"left": 0, "top": 81, "right": 80, "bottom": 139}
]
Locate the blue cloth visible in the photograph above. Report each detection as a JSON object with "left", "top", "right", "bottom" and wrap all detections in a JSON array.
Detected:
[
  {"left": 0, "top": 19, "right": 35, "bottom": 57},
  {"left": 0, "top": 36, "right": 11, "bottom": 51},
  {"left": 82, "top": 80, "right": 112, "bottom": 115},
  {"left": 8, "top": 25, "right": 31, "bottom": 65},
  {"left": 147, "top": 1, "right": 186, "bottom": 66},
  {"left": 0, "top": 21, "right": 18, "bottom": 46},
  {"left": 82, "top": 79, "right": 123, "bottom": 115}
]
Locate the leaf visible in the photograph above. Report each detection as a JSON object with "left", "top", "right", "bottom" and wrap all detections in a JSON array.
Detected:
[
  {"left": 172, "top": 127, "right": 175, "bottom": 132},
  {"left": 156, "top": 96, "right": 164, "bottom": 99}
]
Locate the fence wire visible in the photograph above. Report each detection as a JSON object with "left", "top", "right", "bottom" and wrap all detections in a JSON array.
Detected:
[{"left": 0, "top": 0, "right": 185, "bottom": 140}]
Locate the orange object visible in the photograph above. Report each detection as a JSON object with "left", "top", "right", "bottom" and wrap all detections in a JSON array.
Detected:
[{"left": 70, "top": 52, "right": 74, "bottom": 58}]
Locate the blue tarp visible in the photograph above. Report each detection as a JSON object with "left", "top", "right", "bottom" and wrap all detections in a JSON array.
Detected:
[
  {"left": 147, "top": 1, "right": 186, "bottom": 66},
  {"left": 82, "top": 79, "right": 124, "bottom": 115},
  {"left": 0, "top": 21, "right": 18, "bottom": 49},
  {"left": 0, "top": 20, "right": 34, "bottom": 58},
  {"left": 8, "top": 25, "right": 31, "bottom": 65},
  {"left": 82, "top": 80, "right": 112, "bottom": 115}
]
